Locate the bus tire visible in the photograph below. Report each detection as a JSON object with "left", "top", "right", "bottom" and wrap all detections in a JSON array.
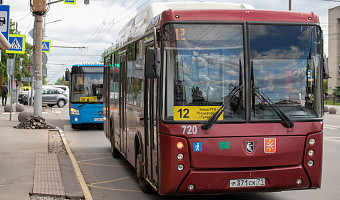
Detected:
[
  {"left": 136, "top": 153, "right": 152, "bottom": 193},
  {"left": 111, "top": 134, "right": 120, "bottom": 158}
]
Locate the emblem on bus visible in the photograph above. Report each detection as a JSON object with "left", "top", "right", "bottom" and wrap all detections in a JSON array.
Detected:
[
  {"left": 193, "top": 142, "right": 202, "bottom": 152},
  {"left": 264, "top": 138, "right": 276, "bottom": 153},
  {"left": 246, "top": 141, "right": 254, "bottom": 153}
]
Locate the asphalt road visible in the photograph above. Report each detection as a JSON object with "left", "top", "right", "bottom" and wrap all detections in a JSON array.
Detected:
[{"left": 46, "top": 106, "right": 340, "bottom": 200}]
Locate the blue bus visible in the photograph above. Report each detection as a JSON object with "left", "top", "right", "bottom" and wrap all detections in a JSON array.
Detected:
[{"left": 65, "top": 64, "right": 104, "bottom": 128}]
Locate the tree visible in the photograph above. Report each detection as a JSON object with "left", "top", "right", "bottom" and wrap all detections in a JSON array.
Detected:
[
  {"left": 323, "top": 79, "right": 328, "bottom": 94},
  {"left": 55, "top": 76, "right": 69, "bottom": 86},
  {"left": 333, "top": 86, "right": 340, "bottom": 97}
]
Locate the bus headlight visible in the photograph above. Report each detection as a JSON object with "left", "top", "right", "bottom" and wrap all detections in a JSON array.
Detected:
[
  {"left": 307, "top": 160, "right": 314, "bottom": 167},
  {"left": 177, "top": 153, "right": 184, "bottom": 160},
  {"left": 309, "top": 138, "right": 315, "bottom": 146},
  {"left": 308, "top": 150, "right": 315, "bottom": 157},
  {"left": 70, "top": 108, "right": 80, "bottom": 115},
  {"left": 177, "top": 164, "right": 184, "bottom": 171}
]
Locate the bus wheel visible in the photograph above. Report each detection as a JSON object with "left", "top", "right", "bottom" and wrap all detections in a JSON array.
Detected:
[
  {"left": 111, "top": 135, "right": 120, "bottom": 158},
  {"left": 136, "top": 154, "right": 152, "bottom": 192}
]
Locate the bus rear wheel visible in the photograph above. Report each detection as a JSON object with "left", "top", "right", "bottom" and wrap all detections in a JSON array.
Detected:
[
  {"left": 110, "top": 131, "right": 120, "bottom": 158},
  {"left": 136, "top": 153, "right": 152, "bottom": 193},
  {"left": 111, "top": 139, "right": 120, "bottom": 158}
]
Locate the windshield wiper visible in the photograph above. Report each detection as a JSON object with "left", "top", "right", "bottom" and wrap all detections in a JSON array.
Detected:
[
  {"left": 78, "top": 100, "right": 91, "bottom": 108},
  {"left": 253, "top": 87, "right": 294, "bottom": 128},
  {"left": 201, "top": 86, "right": 242, "bottom": 130}
]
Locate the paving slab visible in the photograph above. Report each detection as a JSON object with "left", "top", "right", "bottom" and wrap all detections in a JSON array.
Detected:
[
  {"left": 32, "top": 153, "right": 65, "bottom": 197},
  {"left": 58, "top": 154, "right": 84, "bottom": 199}
]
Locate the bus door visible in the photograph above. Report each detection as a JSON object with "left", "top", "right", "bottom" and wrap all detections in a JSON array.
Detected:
[
  {"left": 145, "top": 72, "right": 159, "bottom": 187},
  {"left": 103, "top": 64, "right": 109, "bottom": 138},
  {"left": 119, "top": 52, "right": 128, "bottom": 156},
  {"left": 104, "top": 56, "right": 111, "bottom": 139}
]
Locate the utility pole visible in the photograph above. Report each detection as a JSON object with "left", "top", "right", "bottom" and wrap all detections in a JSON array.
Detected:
[
  {"left": 32, "top": 0, "right": 46, "bottom": 117},
  {"left": 289, "top": 0, "right": 292, "bottom": 11}
]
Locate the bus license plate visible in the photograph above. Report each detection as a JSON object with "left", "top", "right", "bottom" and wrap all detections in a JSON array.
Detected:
[
  {"left": 94, "top": 118, "right": 103, "bottom": 121},
  {"left": 230, "top": 178, "right": 265, "bottom": 188}
]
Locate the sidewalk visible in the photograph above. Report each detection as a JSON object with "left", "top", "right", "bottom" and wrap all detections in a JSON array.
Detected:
[{"left": 0, "top": 105, "right": 84, "bottom": 200}]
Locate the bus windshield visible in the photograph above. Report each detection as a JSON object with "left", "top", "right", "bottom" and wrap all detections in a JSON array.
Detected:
[
  {"left": 162, "top": 23, "right": 322, "bottom": 122},
  {"left": 70, "top": 67, "right": 104, "bottom": 103},
  {"left": 250, "top": 25, "right": 322, "bottom": 120},
  {"left": 163, "top": 24, "right": 245, "bottom": 122}
]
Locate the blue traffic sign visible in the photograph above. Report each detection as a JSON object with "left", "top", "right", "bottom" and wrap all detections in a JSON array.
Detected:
[
  {"left": 6, "top": 34, "right": 25, "bottom": 54},
  {"left": 64, "top": 0, "right": 76, "bottom": 4},
  {"left": 42, "top": 40, "right": 51, "bottom": 53},
  {"left": 0, "top": 5, "right": 10, "bottom": 41}
]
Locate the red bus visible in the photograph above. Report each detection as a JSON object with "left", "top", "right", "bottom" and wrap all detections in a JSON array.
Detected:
[{"left": 103, "top": 2, "right": 328, "bottom": 195}]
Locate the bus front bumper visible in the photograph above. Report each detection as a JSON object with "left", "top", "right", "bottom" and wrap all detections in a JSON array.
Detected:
[
  {"left": 70, "top": 115, "right": 104, "bottom": 124},
  {"left": 175, "top": 165, "right": 311, "bottom": 194}
]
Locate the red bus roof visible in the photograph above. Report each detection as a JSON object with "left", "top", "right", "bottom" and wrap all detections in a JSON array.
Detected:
[{"left": 161, "top": 9, "right": 319, "bottom": 24}]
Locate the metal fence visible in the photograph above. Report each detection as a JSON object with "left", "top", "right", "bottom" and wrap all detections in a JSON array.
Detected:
[{"left": 325, "top": 96, "right": 340, "bottom": 105}]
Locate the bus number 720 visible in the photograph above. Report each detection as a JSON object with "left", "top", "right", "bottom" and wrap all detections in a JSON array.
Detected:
[{"left": 182, "top": 125, "right": 197, "bottom": 135}]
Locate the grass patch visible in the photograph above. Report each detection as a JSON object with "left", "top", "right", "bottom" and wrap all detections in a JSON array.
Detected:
[{"left": 324, "top": 101, "right": 340, "bottom": 106}]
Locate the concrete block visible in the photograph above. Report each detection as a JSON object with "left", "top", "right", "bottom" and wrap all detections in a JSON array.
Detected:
[
  {"left": 324, "top": 106, "right": 328, "bottom": 112},
  {"left": 329, "top": 107, "right": 337, "bottom": 114},
  {"left": 16, "top": 104, "right": 25, "bottom": 112},
  {"left": 4, "top": 104, "right": 13, "bottom": 112},
  {"left": 18, "top": 112, "right": 34, "bottom": 122}
]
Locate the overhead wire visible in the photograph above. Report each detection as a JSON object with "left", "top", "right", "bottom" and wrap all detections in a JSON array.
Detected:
[
  {"left": 68, "top": 0, "right": 122, "bottom": 63},
  {"left": 87, "top": 0, "right": 150, "bottom": 50}
]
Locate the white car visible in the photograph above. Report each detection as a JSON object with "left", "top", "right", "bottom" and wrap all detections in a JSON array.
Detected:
[{"left": 52, "top": 85, "right": 69, "bottom": 97}]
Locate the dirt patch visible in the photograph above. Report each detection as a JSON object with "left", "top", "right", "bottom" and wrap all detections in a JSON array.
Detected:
[{"left": 48, "top": 130, "right": 67, "bottom": 154}]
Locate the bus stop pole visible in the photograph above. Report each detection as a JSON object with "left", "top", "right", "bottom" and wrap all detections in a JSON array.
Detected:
[{"left": 9, "top": 54, "right": 16, "bottom": 121}]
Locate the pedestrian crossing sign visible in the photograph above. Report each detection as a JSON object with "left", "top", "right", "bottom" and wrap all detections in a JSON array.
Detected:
[
  {"left": 42, "top": 40, "right": 51, "bottom": 53},
  {"left": 64, "top": 0, "right": 76, "bottom": 4},
  {"left": 6, "top": 34, "right": 25, "bottom": 54}
]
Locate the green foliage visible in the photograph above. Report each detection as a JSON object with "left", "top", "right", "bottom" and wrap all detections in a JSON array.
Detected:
[
  {"left": 333, "top": 86, "right": 340, "bottom": 97},
  {"left": 323, "top": 79, "right": 328, "bottom": 93},
  {"left": 55, "top": 76, "right": 69, "bottom": 86}
]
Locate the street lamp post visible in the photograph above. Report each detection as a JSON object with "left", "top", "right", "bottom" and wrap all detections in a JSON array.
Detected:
[{"left": 31, "top": 0, "right": 46, "bottom": 117}]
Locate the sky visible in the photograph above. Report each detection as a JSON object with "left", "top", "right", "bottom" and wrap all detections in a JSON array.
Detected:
[{"left": 3, "top": 0, "right": 340, "bottom": 84}]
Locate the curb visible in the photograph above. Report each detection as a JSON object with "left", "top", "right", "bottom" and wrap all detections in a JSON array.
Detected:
[{"left": 57, "top": 127, "right": 94, "bottom": 200}]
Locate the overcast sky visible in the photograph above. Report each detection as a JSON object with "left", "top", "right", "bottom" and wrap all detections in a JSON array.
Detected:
[{"left": 4, "top": 0, "right": 340, "bottom": 84}]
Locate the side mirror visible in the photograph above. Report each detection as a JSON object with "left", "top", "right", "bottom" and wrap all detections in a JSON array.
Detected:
[
  {"left": 323, "top": 53, "right": 329, "bottom": 79},
  {"left": 65, "top": 69, "right": 71, "bottom": 81},
  {"left": 145, "top": 47, "right": 160, "bottom": 78}
]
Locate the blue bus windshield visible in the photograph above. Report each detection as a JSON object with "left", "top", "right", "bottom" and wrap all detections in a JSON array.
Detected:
[{"left": 71, "top": 72, "right": 104, "bottom": 103}]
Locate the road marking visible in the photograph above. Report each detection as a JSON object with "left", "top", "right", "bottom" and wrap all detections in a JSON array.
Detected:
[
  {"left": 58, "top": 128, "right": 93, "bottom": 200},
  {"left": 79, "top": 162, "right": 128, "bottom": 168},
  {"left": 88, "top": 185, "right": 142, "bottom": 193},
  {"left": 78, "top": 153, "right": 111, "bottom": 155},
  {"left": 324, "top": 137, "right": 340, "bottom": 143},
  {"left": 78, "top": 156, "right": 113, "bottom": 162},
  {"left": 89, "top": 177, "right": 131, "bottom": 186},
  {"left": 1, "top": 112, "right": 17, "bottom": 114},
  {"left": 324, "top": 125, "right": 340, "bottom": 130}
]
